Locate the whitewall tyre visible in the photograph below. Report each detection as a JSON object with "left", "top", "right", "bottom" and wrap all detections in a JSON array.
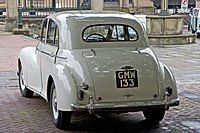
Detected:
[{"left": 19, "top": 67, "right": 34, "bottom": 98}]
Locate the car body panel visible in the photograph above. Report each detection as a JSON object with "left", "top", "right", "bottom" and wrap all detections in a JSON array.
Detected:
[
  {"left": 50, "top": 63, "right": 77, "bottom": 111},
  {"left": 82, "top": 47, "right": 160, "bottom": 103},
  {"left": 37, "top": 42, "right": 58, "bottom": 93}
]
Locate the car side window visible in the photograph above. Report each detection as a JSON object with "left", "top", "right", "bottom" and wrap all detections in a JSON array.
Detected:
[
  {"left": 128, "top": 27, "right": 138, "bottom": 41},
  {"left": 41, "top": 19, "right": 48, "bottom": 42},
  {"left": 46, "top": 20, "right": 59, "bottom": 47}
]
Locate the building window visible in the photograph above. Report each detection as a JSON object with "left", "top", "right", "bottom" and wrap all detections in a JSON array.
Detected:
[{"left": 129, "top": 0, "right": 132, "bottom": 4}]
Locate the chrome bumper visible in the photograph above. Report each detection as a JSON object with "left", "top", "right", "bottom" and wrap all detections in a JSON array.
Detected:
[{"left": 71, "top": 98, "right": 179, "bottom": 114}]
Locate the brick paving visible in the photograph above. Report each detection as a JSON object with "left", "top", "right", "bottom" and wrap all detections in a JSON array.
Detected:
[
  {"left": 0, "top": 32, "right": 37, "bottom": 72},
  {"left": 0, "top": 24, "right": 199, "bottom": 132}
]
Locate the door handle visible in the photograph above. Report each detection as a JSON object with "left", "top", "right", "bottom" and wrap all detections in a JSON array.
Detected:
[{"left": 55, "top": 55, "right": 67, "bottom": 60}]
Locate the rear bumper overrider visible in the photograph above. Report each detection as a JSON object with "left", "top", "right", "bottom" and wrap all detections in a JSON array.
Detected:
[{"left": 71, "top": 98, "right": 179, "bottom": 114}]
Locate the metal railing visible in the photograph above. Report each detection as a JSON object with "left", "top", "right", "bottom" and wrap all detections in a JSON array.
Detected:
[
  {"left": 20, "top": 0, "right": 91, "bottom": 18},
  {"left": 0, "top": 0, "right": 91, "bottom": 22}
]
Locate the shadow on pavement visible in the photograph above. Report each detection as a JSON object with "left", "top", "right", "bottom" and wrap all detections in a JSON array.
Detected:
[{"left": 64, "top": 113, "right": 161, "bottom": 133}]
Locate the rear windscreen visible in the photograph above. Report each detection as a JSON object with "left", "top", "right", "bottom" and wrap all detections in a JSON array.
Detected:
[{"left": 82, "top": 24, "right": 138, "bottom": 42}]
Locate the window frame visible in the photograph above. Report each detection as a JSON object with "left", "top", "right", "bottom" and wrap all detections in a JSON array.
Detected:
[
  {"left": 40, "top": 18, "right": 48, "bottom": 43},
  {"left": 46, "top": 19, "right": 59, "bottom": 47}
]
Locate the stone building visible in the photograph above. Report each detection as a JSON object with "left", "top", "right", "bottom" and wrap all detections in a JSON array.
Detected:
[
  {"left": 103, "top": 0, "right": 154, "bottom": 14},
  {"left": 0, "top": 0, "right": 5, "bottom": 4}
]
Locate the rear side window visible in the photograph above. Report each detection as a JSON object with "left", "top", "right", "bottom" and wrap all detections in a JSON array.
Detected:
[
  {"left": 41, "top": 19, "right": 48, "bottom": 42},
  {"left": 46, "top": 20, "right": 59, "bottom": 47},
  {"left": 83, "top": 24, "right": 138, "bottom": 42}
]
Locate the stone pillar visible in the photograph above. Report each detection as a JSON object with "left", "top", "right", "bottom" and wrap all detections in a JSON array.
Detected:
[
  {"left": 119, "top": 0, "right": 123, "bottom": 8},
  {"left": 159, "top": 0, "right": 169, "bottom": 16},
  {"left": 161, "top": 0, "right": 168, "bottom": 11},
  {"left": 5, "top": 0, "right": 18, "bottom": 31},
  {"left": 196, "top": 0, "right": 200, "bottom": 8},
  {"left": 91, "top": 0, "right": 103, "bottom": 11},
  {"left": 123, "top": 0, "right": 129, "bottom": 7},
  {"left": 44, "top": 0, "right": 52, "bottom": 8},
  {"left": 80, "top": 0, "right": 84, "bottom": 6}
]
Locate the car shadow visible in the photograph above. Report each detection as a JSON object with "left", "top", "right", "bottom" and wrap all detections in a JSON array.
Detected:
[
  {"left": 65, "top": 113, "right": 161, "bottom": 133},
  {"left": 20, "top": 94, "right": 162, "bottom": 132},
  {"left": 18, "top": 93, "right": 163, "bottom": 132}
]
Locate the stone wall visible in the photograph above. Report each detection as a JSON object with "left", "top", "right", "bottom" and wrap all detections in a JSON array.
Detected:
[
  {"left": 131, "top": 0, "right": 154, "bottom": 14},
  {"left": 146, "top": 15, "right": 196, "bottom": 45},
  {"left": 146, "top": 15, "right": 184, "bottom": 35},
  {"left": 0, "top": 0, "right": 5, "bottom": 4},
  {"left": 133, "top": 0, "right": 153, "bottom": 7}
]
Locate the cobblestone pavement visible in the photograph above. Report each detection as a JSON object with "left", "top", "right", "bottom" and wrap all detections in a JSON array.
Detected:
[{"left": 0, "top": 24, "right": 200, "bottom": 132}]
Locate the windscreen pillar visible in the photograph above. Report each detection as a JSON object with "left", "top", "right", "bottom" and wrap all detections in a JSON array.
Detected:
[{"left": 5, "top": 0, "right": 18, "bottom": 31}]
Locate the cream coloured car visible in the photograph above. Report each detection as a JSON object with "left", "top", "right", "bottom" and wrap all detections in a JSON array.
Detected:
[{"left": 18, "top": 11, "right": 179, "bottom": 129}]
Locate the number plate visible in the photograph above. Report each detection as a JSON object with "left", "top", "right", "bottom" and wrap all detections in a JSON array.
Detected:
[{"left": 116, "top": 70, "right": 138, "bottom": 88}]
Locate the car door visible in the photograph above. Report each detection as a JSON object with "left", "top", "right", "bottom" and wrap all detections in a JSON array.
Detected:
[
  {"left": 38, "top": 19, "right": 59, "bottom": 96},
  {"left": 26, "top": 19, "right": 49, "bottom": 92}
]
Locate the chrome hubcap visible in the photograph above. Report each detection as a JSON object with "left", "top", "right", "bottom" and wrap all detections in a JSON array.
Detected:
[{"left": 52, "top": 88, "right": 58, "bottom": 119}]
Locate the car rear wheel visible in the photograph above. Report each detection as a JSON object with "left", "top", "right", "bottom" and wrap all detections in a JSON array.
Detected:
[
  {"left": 142, "top": 107, "right": 165, "bottom": 124},
  {"left": 19, "top": 66, "right": 34, "bottom": 98},
  {"left": 50, "top": 82, "right": 72, "bottom": 129}
]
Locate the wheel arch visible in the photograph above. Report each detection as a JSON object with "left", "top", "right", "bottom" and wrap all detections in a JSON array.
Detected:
[
  {"left": 159, "top": 62, "right": 178, "bottom": 100},
  {"left": 47, "top": 65, "right": 77, "bottom": 111},
  {"left": 18, "top": 58, "right": 21, "bottom": 68}
]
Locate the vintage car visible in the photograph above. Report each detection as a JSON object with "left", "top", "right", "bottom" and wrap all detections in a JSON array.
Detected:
[{"left": 18, "top": 11, "right": 179, "bottom": 129}]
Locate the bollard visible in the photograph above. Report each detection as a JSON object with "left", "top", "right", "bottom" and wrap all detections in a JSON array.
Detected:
[
  {"left": 18, "top": 3, "right": 23, "bottom": 29},
  {"left": 77, "top": 0, "right": 80, "bottom": 10}
]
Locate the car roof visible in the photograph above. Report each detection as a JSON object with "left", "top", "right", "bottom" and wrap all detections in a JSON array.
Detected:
[
  {"left": 45, "top": 10, "right": 149, "bottom": 49},
  {"left": 48, "top": 10, "right": 138, "bottom": 22}
]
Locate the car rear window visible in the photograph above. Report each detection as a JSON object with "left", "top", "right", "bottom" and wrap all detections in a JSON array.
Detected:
[{"left": 82, "top": 24, "right": 138, "bottom": 42}]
